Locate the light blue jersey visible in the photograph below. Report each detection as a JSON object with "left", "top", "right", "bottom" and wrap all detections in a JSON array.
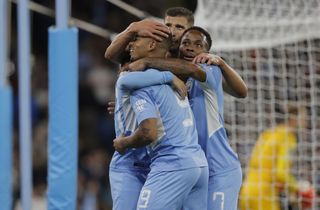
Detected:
[
  {"left": 130, "top": 83, "right": 208, "bottom": 171},
  {"left": 130, "top": 75, "right": 208, "bottom": 210},
  {"left": 187, "top": 64, "right": 240, "bottom": 175},
  {"left": 187, "top": 64, "right": 242, "bottom": 210},
  {"left": 110, "top": 69, "right": 173, "bottom": 172},
  {"left": 110, "top": 69, "right": 174, "bottom": 210}
]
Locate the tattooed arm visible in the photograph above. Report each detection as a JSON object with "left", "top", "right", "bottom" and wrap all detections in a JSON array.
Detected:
[{"left": 113, "top": 118, "right": 157, "bottom": 154}]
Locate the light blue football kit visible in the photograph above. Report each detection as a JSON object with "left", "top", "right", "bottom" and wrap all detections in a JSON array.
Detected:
[
  {"left": 113, "top": 65, "right": 242, "bottom": 210},
  {"left": 187, "top": 64, "right": 242, "bottom": 210},
  {"left": 130, "top": 75, "right": 208, "bottom": 210},
  {"left": 110, "top": 70, "right": 174, "bottom": 210}
]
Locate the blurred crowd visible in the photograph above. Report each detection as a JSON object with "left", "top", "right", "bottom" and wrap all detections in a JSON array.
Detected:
[{"left": 8, "top": 0, "right": 195, "bottom": 209}]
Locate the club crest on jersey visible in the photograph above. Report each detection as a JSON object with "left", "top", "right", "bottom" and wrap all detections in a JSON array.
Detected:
[{"left": 135, "top": 99, "right": 147, "bottom": 112}]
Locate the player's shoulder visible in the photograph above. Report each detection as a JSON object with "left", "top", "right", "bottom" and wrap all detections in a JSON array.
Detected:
[
  {"left": 131, "top": 86, "right": 152, "bottom": 95},
  {"left": 199, "top": 64, "right": 222, "bottom": 81},
  {"left": 131, "top": 84, "right": 160, "bottom": 97},
  {"left": 145, "top": 68, "right": 162, "bottom": 73}
]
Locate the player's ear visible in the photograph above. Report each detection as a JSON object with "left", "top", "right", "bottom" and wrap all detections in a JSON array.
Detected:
[{"left": 148, "top": 40, "right": 157, "bottom": 51}]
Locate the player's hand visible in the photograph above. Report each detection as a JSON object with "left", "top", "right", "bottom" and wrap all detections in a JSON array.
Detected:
[
  {"left": 297, "top": 181, "right": 315, "bottom": 209},
  {"left": 120, "top": 63, "right": 130, "bottom": 72},
  {"left": 131, "top": 19, "right": 170, "bottom": 42},
  {"left": 128, "top": 59, "right": 147, "bottom": 72},
  {"left": 192, "top": 53, "right": 223, "bottom": 66},
  {"left": 172, "top": 75, "right": 187, "bottom": 99},
  {"left": 107, "top": 101, "right": 115, "bottom": 115},
  {"left": 113, "top": 135, "right": 127, "bottom": 155}
]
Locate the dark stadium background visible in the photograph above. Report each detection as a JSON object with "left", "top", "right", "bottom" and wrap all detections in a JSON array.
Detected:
[{"left": 9, "top": 0, "right": 196, "bottom": 209}]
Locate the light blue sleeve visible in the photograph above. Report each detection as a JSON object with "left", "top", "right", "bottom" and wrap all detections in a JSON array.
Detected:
[
  {"left": 199, "top": 64, "right": 222, "bottom": 90},
  {"left": 117, "top": 69, "right": 173, "bottom": 90},
  {"left": 130, "top": 88, "right": 158, "bottom": 125}
]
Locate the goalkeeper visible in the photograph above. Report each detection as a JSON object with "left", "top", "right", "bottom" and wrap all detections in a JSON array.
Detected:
[{"left": 239, "top": 105, "right": 312, "bottom": 210}]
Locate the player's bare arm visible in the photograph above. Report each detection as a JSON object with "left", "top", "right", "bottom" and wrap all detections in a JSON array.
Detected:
[
  {"left": 128, "top": 57, "right": 206, "bottom": 82},
  {"left": 193, "top": 53, "right": 248, "bottom": 98},
  {"left": 104, "top": 26, "right": 135, "bottom": 63},
  {"left": 171, "top": 75, "right": 187, "bottom": 99},
  {"left": 105, "top": 19, "right": 170, "bottom": 64},
  {"left": 113, "top": 118, "right": 157, "bottom": 154}
]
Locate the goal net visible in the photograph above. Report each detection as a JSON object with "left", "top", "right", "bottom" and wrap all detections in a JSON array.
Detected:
[{"left": 195, "top": 0, "right": 320, "bottom": 209}]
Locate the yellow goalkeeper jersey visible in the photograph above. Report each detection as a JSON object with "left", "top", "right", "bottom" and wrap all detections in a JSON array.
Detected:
[{"left": 240, "top": 124, "right": 298, "bottom": 210}]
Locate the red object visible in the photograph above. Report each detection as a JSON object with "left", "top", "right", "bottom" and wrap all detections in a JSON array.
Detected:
[{"left": 299, "top": 187, "right": 315, "bottom": 209}]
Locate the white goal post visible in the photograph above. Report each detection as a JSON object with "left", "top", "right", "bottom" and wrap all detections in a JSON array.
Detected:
[{"left": 195, "top": 0, "right": 320, "bottom": 209}]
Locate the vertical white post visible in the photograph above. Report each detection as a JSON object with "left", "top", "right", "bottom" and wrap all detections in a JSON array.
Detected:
[
  {"left": 56, "top": 0, "right": 70, "bottom": 29},
  {"left": 0, "top": 0, "right": 7, "bottom": 87},
  {"left": 18, "top": 0, "right": 32, "bottom": 209}
]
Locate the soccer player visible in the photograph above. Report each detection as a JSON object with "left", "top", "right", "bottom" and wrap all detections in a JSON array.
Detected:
[
  {"left": 111, "top": 67, "right": 188, "bottom": 210},
  {"left": 107, "top": 18, "right": 172, "bottom": 210},
  {"left": 123, "top": 27, "right": 244, "bottom": 210},
  {"left": 113, "top": 34, "right": 209, "bottom": 210},
  {"left": 179, "top": 27, "right": 243, "bottom": 210},
  {"left": 239, "top": 105, "right": 313, "bottom": 210}
]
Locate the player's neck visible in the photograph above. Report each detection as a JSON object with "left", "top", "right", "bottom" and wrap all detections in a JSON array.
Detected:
[
  {"left": 169, "top": 48, "right": 179, "bottom": 58},
  {"left": 148, "top": 51, "right": 166, "bottom": 59}
]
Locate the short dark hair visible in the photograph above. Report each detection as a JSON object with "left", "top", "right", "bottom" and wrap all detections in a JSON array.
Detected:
[
  {"left": 165, "top": 7, "right": 194, "bottom": 25},
  {"left": 181, "top": 26, "right": 212, "bottom": 50},
  {"left": 158, "top": 33, "right": 172, "bottom": 51}
]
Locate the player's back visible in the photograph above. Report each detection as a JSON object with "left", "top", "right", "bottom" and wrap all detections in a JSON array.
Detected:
[{"left": 131, "top": 84, "right": 207, "bottom": 171}]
